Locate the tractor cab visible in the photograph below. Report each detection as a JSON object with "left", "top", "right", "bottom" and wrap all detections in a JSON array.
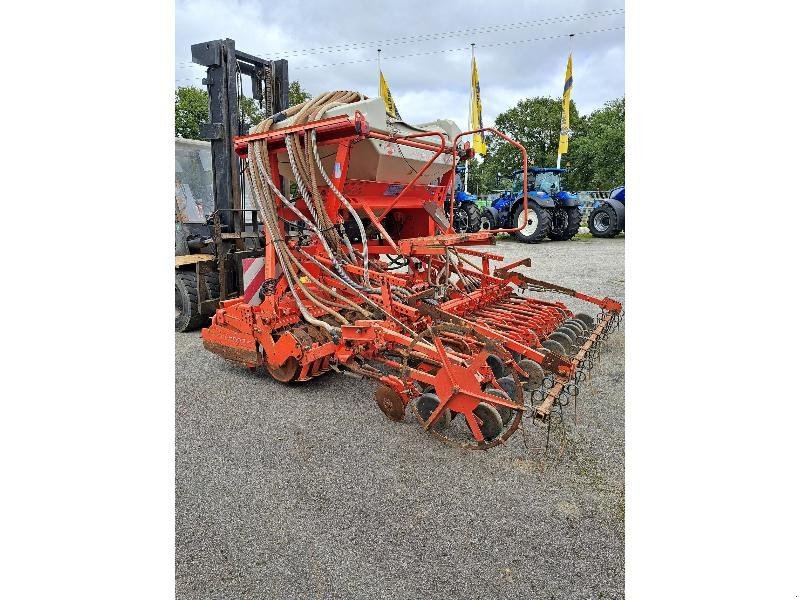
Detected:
[
  {"left": 500, "top": 167, "right": 568, "bottom": 197},
  {"left": 453, "top": 164, "right": 475, "bottom": 199}
]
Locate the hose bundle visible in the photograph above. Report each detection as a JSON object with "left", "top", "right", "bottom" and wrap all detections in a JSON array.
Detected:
[
  {"left": 245, "top": 91, "right": 468, "bottom": 337},
  {"left": 245, "top": 91, "right": 402, "bottom": 336}
]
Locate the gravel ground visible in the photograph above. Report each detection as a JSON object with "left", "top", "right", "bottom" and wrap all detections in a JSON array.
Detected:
[{"left": 176, "top": 235, "right": 625, "bottom": 599}]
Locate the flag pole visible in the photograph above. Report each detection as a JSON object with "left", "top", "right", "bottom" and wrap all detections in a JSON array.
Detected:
[
  {"left": 377, "top": 48, "right": 381, "bottom": 81},
  {"left": 465, "top": 43, "right": 475, "bottom": 192},
  {"left": 557, "top": 34, "right": 574, "bottom": 170}
]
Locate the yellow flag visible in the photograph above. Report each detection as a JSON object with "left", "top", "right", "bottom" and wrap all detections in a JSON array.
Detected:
[
  {"left": 470, "top": 56, "right": 487, "bottom": 155},
  {"left": 558, "top": 53, "right": 573, "bottom": 155},
  {"left": 379, "top": 70, "right": 401, "bottom": 119}
]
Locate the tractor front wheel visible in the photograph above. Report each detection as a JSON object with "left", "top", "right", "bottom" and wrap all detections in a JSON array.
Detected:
[
  {"left": 512, "top": 202, "right": 551, "bottom": 243},
  {"left": 452, "top": 205, "right": 469, "bottom": 233},
  {"left": 453, "top": 202, "right": 481, "bottom": 233},
  {"left": 462, "top": 202, "right": 481, "bottom": 232}
]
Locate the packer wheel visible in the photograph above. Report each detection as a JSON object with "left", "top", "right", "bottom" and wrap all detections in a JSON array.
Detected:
[
  {"left": 266, "top": 356, "right": 301, "bottom": 383},
  {"left": 574, "top": 313, "right": 595, "bottom": 330},
  {"left": 415, "top": 392, "right": 452, "bottom": 430},
  {"left": 486, "top": 353, "right": 506, "bottom": 378},
  {"left": 541, "top": 339, "right": 566, "bottom": 357},
  {"left": 548, "top": 331, "right": 575, "bottom": 355},
  {"left": 471, "top": 402, "right": 504, "bottom": 442},
  {"left": 485, "top": 386, "right": 513, "bottom": 425},
  {"left": 564, "top": 318, "right": 588, "bottom": 333},
  {"left": 561, "top": 321, "right": 585, "bottom": 338},
  {"left": 518, "top": 359, "right": 545, "bottom": 389},
  {"left": 555, "top": 326, "right": 578, "bottom": 343}
]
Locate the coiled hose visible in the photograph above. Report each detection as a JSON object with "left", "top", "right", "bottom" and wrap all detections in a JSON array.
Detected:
[{"left": 244, "top": 90, "right": 401, "bottom": 335}]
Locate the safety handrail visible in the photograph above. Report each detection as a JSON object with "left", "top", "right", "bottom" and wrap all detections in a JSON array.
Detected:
[{"left": 449, "top": 128, "right": 530, "bottom": 234}]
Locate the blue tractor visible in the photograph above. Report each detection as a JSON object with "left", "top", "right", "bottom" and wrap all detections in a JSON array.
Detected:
[
  {"left": 479, "top": 167, "right": 582, "bottom": 243},
  {"left": 587, "top": 185, "right": 625, "bottom": 238},
  {"left": 448, "top": 164, "right": 482, "bottom": 233}
]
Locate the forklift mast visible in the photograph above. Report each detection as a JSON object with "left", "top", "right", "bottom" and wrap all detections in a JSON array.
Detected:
[
  {"left": 189, "top": 39, "right": 289, "bottom": 300},
  {"left": 191, "top": 38, "right": 289, "bottom": 232}
]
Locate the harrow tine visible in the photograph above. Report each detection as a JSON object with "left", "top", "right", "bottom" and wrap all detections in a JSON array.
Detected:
[
  {"left": 544, "top": 410, "right": 552, "bottom": 453},
  {"left": 566, "top": 382, "right": 580, "bottom": 424}
]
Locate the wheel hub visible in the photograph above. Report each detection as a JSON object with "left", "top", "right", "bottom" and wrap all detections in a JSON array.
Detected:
[
  {"left": 454, "top": 207, "right": 469, "bottom": 232},
  {"left": 517, "top": 207, "right": 538, "bottom": 235},
  {"left": 593, "top": 212, "right": 611, "bottom": 232},
  {"left": 432, "top": 361, "right": 482, "bottom": 415}
]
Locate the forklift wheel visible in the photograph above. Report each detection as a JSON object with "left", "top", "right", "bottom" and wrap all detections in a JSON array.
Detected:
[{"left": 175, "top": 272, "right": 206, "bottom": 332}]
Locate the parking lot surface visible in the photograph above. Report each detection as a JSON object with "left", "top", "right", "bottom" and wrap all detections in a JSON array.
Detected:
[{"left": 176, "top": 236, "right": 625, "bottom": 599}]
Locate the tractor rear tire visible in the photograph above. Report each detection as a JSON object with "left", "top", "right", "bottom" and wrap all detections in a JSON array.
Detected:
[
  {"left": 462, "top": 202, "right": 481, "bottom": 233},
  {"left": 588, "top": 204, "right": 621, "bottom": 238},
  {"left": 175, "top": 272, "right": 205, "bottom": 332},
  {"left": 452, "top": 205, "right": 469, "bottom": 233},
  {"left": 548, "top": 206, "right": 582, "bottom": 241},
  {"left": 512, "top": 202, "right": 551, "bottom": 243},
  {"left": 479, "top": 209, "right": 496, "bottom": 231}
]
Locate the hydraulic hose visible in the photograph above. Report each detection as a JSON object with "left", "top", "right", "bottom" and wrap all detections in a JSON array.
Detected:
[
  {"left": 259, "top": 147, "right": 379, "bottom": 295},
  {"left": 244, "top": 90, "right": 398, "bottom": 334},
  {"left": 309, "top": 129, "right": 371, "bottom": 285}
]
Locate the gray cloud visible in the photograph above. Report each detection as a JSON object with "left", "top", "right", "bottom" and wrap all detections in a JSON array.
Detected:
[{"left": 176, "top": 0, "right": 624, "bottom": 129}]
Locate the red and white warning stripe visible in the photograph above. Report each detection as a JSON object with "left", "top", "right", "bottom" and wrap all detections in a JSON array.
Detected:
[{"left": 242, "top": 257, "right": 265, "bottom": 305}]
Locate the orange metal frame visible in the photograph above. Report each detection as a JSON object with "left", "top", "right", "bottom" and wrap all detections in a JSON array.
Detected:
[{"left": 201, "top": 111, "right": 622, "bottom": 447}]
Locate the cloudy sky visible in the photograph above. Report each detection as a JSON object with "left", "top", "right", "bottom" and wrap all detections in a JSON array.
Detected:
[{"left": 176, "top": 0, "right": 624, "bottom": 130}]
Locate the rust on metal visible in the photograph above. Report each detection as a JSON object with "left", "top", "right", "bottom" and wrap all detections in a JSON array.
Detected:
[
  {"left": 374, "top": 385, "right": 406, "bottom": 422},
  {"left": 202, "top": 339, "right": 262, "bottom": 367}
]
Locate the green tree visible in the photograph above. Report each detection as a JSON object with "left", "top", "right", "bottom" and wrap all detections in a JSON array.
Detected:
[
  {"left": 175, "top": 86, "right": 209, "bottom": 139},
  {"left": 564, "top": 98, "right": 625, "bottom": 190},
  {"left": 240, "top": 96, "right": 265, "bottom": 130},
  {"left": 466, "top": 95, "right": 625, "bottom": 195},
  {"left": 472, "top": 96, "right": 581, "bottom": 195},
  {"left": 175, "top": 81, "right": 312, "bottom": 139},
  {"left": 289, "top": 80, "right": 311, "bottom": 106}
]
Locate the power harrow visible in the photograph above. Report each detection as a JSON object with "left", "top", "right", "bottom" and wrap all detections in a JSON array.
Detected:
[{"left": 201, "top": 91, "right": 622, "bottom": 450}]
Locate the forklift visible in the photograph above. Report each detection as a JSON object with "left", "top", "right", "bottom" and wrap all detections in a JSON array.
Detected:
[{"left": 175, "top": 39, "right": 289, "bottom": 331}]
